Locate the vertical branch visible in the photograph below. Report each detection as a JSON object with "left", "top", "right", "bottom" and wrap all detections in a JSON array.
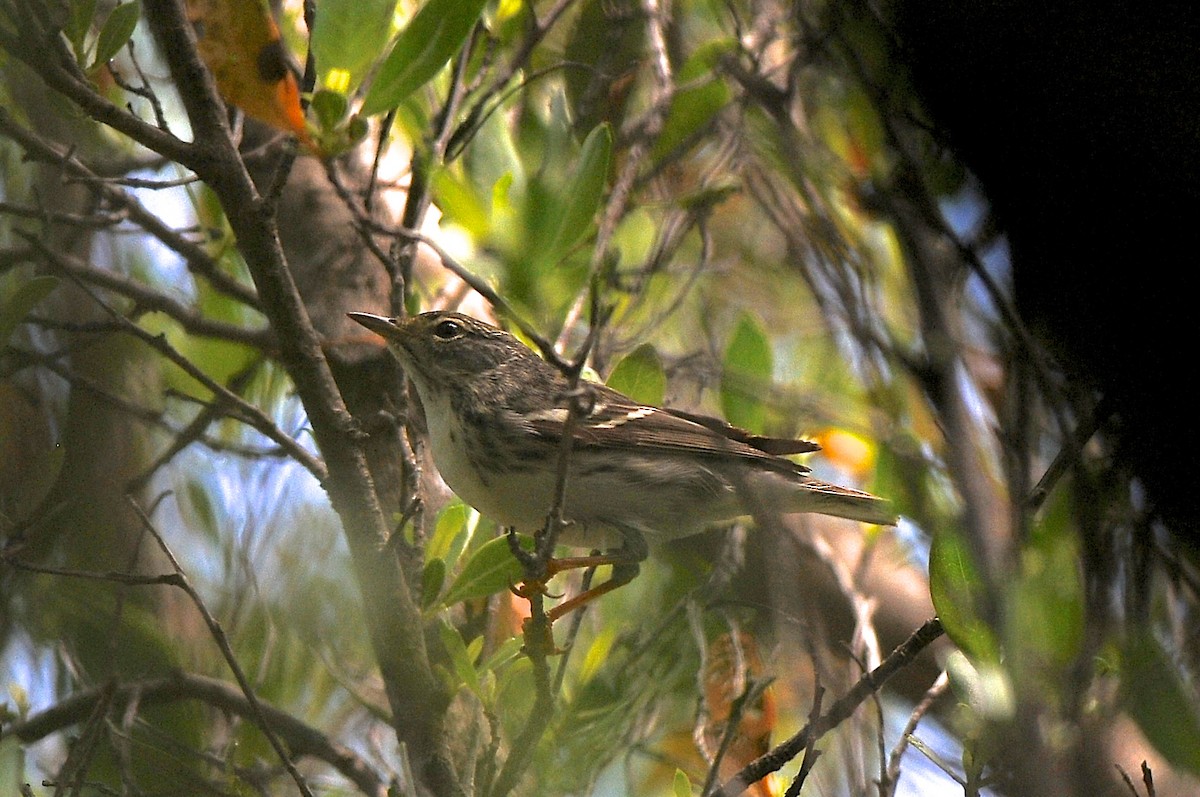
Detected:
[{"left": 135, "top": 2, "right": 456, "bottom": 791}]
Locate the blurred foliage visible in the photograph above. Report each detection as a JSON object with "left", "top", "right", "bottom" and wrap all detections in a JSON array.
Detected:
[{"left": 2, "top": 0, "right": 1198, "bottom": 795}]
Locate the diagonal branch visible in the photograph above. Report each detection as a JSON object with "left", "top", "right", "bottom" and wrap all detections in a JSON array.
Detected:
[
  {"left": 0, "top": 106, "right": 260, "bottom": 309},
  {"left": 708, "top": 617, "right": 944, "bottom": 797}
]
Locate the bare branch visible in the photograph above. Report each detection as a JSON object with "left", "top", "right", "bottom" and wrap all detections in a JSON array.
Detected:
[
  {"left": 124, "top": 497, "right": 316, "bottom": 797},
  {"left": 708, "top": 617, "right": 944, "bottom": 797},
  {"left": 881, "top": 670, "right": 950, "bottom": 797},
  {"left": 21, "top": 233, "right": 273, "bottom": 348},
  {"left": 0, "top": 106, "right": 260, "bottom": 309},
  {"left": 3, "top": 672, "right": 387, "bottom": 797}
]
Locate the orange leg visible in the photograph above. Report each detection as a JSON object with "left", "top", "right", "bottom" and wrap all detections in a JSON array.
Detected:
[
  {"left": 545, "top": 559, "right": 640, "bottom": 621},
  {"left": 511, "top": 525, "right": 649, "bottom": 624}
]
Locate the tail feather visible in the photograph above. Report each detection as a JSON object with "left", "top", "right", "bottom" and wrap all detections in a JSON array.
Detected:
[{"left": 795, "top": 478, "right": 898, "bottom": 525}]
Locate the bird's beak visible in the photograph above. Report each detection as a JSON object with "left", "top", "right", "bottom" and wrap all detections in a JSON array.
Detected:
[{"left": 347, "top": 312, "right": 399, "bottom": 339}]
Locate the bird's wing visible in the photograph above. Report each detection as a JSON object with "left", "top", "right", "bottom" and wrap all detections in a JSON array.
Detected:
[{"left": 518, "top": 383, "right": 817, "bottom": 472}]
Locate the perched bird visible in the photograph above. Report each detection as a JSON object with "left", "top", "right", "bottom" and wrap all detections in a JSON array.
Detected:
[{"left": 349, "top": 311, "right": 895, "bottom": 616}]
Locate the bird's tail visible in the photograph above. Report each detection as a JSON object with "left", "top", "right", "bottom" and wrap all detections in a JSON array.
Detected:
[{"left": 793, "top": 478, "right": 898, "bottom": 525}]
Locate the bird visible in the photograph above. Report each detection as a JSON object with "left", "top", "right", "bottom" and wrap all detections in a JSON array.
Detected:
[{"left": 349, "top": 310, "right": 896, "bottom": 618}]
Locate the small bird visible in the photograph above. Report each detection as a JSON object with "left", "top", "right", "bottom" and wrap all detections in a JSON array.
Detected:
[{"left": 349, "top": 311, "right": 896, "bottom": 616}]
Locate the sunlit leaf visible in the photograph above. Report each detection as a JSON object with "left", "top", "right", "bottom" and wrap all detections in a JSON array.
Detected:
[
  {"left": 439, "top": 619, "right": 481, "bottom": 694},
  {"left": 720, "top": 313, "right": 772, "bottom": 433},
  {"left": 310, "top": 0, "right": 394, "bottom": 92},
  {"left": 440, "top": 534, "right": 532, "bottom": 607},
  {"left": 91, "top": 0, "right": 140, "bottom": 70},
  {"left": 360, "top": 0, "right": 489, "bottom": 116},
  {"left": 673, "top": 768, "right": 693, "bottom": 797},
  {"left": 427, "top": 501, "right": 478, "bottom": 571},
  {"left": 1005, "top": 503, "right": 1084, "bottom": 673},
  {"left": 1124, "top": 633, "right": 1200, "bottom": 775},
  {"left": 944, "top": 649, "right": 1015, "bottom": 721},
  {"left": 432, "top": 167, "right": 490, "bottom": 237},
  {"left": 606, "top": 344, "right": 665, "bottom": 406},
  {"left": 929, "top": 525, "right": 998, "bottom": 661}
]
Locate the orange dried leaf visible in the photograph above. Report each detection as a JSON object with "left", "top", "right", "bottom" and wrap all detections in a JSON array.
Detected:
[
  {"left": 187, "top": 0, "right": 309, "bottom": 143},
  {"left": 702, "top": 632, "right": 780, "bottom": 797}
]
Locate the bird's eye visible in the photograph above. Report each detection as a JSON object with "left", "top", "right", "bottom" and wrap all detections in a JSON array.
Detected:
[{"left": 433, "top": 319, "right": 463, "bottom": 339}]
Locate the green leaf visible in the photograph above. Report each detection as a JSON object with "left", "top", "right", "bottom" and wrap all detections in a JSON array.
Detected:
[
  {"left": 481, "top": 636, "right": 523, "bottom": 673},
  {"left": 64, "top": 0, "right": 98, "bottom": 63},
  {"left": 427, "top": 501, "right": 475, "bottom": 566},
  {"left": 421, "top": 558, "right": 446, "bottom": 609},
  {"left": 183, "top": 476, "right": 223, "bottom": 545},
  {"left": 440, "top": 534, "right": 533, "bottom": 607},
  {"left": 360, "top": 0, "right": 489, "bottom": 116},
  {"left": 672, "top": 768, "right": 693, "bottom": 797},
  {"left": 310, "top": 89, "right": 349, "bottom": 130},
  {"left": 1005, "top": 506, "right": 1084, "bottom": 674},
  {"left": 311, "top": 0, "right": 395, "bottom": 92},
  {"left": 439, "top": 619, "right": 481, "bottom": 694},
  {"left": 929, "top": 525, "right": 998, "bottom": 661},
  {"left": 606, "top": 344, "right": 665, "bottom": 406},
  {"left": 720, "top": 313, "right": 772, "bottom": 433},
  {"left": 431, "top": 167, "right": 490, "bottom": 237},
  {"left": 944, "top": 649, "right": 1014, "bottom": 721},
  {"left": 91, "top": 0, "right": 140, "bottom": 70},
  {"left": 0, "top": 275, "right": 58, "bottom": 345},
  {"left": 542, "top": 123, "right": 612, "bottom": 265},
  {"left": 654, "top": 41, "right": 734, "bottom": 160},
  {"left": 1124, "top": 633, "right": 1200, "bottom": 775}
]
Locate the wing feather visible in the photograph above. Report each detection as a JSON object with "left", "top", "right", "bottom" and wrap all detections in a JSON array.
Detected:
[{"left": 519, "top": 384, "right": 817, "bottom": 474}]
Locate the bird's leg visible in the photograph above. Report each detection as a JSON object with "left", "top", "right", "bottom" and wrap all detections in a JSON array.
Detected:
[{"left": 545, "top": 526, "right": 648, "bottom": 622}]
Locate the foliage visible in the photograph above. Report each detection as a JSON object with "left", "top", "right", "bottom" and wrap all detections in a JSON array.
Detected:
[{"left": 1, "top": 0, "right": 1197, "bottom": 796}]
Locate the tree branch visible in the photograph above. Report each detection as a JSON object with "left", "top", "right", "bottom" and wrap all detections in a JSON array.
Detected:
[
  {"left": 708, "top": 617, "right": 944, "bottom": 797},
  {"left": 3, "top": 672, "right": 387, "bottom": 797},
  {"left": 137, "top": 2, "right": 455, "bottom": 791}
]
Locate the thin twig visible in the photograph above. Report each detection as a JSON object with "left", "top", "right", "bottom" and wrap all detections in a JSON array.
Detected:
[
  {"left": 125, "top": 497, "right": 316, "bottom": 797},
  {"left": 881, "top": 671, "right": 949, "bottom": 797},
  {"left": 52, "top": 267, "right": 325, "bottom": 480},
  {"left": 0, "top": 106, "right": 260, "bottom": 309},
  {"left": 21, "top": 232, "right": 273, "bottom": 347},
  {"left": 783, "top": 682, "right": 825, "bottom": 797},
  {"left": 4, "top": 672, "right": 387, "bottom": 797}
]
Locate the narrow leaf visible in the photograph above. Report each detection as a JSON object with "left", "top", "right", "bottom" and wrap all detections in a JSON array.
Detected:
[
  {"left": 439, "top": 619, "right": 481, "bottom": 694},
  {"left": 440, "top": 534, "right": 532, "bottom": 607},
  {"left": 720, "top": 313, "right": 772, "bottom": 433},
  {"left": 64, "top": 0, "right": 98, "bottom": 62},
  {"left": 361, "top": 0, "right": 489, "bottom": 116},
  {"left": 1124, "top": 633, "right": 1200, "bottom": 775},
  {"left": 421, "top": 558, "right": 446, "bottom": 609},
  {"left": 929, "top": 525, "right": 998, "bottom": 661},
  {"left": 543, "top": 123, "right": 612, "bottom": 264},
  {"left": 672, "top": 768, "right": 693, "bottom": 797},
  {"left": 92, "top": 0, "right": 141, "bottom": 69}
]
